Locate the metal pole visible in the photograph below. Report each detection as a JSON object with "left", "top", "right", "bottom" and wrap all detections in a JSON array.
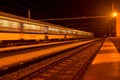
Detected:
[
  {"left": 112, "top": 2, "right": 114, "bottom": 12},
  {"left": 66, "top": 23, "right": 68, "bottom": 28},
  {"left": 28, "top": 10, "right": 30, "bottom": 20}
]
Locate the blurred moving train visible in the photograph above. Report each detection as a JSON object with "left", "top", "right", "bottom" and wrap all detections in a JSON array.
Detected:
[{"left": 0, "top": 12, "right": 94, "bottom": 46}]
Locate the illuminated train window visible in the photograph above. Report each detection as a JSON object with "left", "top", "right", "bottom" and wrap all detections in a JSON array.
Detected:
[
  {"left": 0, "top": 19, "right": 20, "bottom": 29},
  {"left": 48, "top": 27, "right": 52, "bottom": 31},
  {"left": 78, "top": 31, "right": 83, "bottom": 35},
  {"left": 40, "top": 26, "right": 46, "bottom": 31},
  {"left": 48, "top": 27, "right": 55, "bottom": 32},
  {"left": 67, "top": 30, "right": 72, "bottom": 34},
  {"left": 73, "top": 31, "right": 77, "bottom": 34},
  {"left": 78, "top": 32, "right": 82, "bottom": 35},
  {"left": 23, "top": 23, "right": 40, "bottom": 30},
  {"left": 61, "top": 30, "right": 66, "bottom": 34},
  {"left": 48, "top": 27, "right": 59, "bottom": 33},
  {"left": 54, "top": 28, "right": 59, "bottom": 32}
]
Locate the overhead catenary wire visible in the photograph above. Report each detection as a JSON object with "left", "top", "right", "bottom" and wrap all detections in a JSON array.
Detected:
[{"left": 41, "top": 16, "right": 110, "bottom": 21}]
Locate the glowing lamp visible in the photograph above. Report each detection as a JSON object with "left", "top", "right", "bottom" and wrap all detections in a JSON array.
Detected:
[{"left": 112, "top": 12, "right": 117, "bottom": 17}]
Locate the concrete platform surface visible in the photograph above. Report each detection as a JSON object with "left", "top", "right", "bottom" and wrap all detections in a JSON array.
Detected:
[
  {"left": 0, "top": 40, "right": 95, "bottom": 69},
  {"left": 83, "top": 38, "right": 120, "bottom": 80},
  {"left": 0, "top": 40, "right": 74, "bottom": 52}
]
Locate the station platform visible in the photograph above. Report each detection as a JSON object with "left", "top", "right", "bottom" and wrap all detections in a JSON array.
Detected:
[
  {"left": 0, "top": 40, "right": 95, "bottom": 69},
  {"left": 0, "top": 40, "right": 74, "bottom": 52},
  {"left": 83, "top": 38, "right": 120, "bottom": 80}
]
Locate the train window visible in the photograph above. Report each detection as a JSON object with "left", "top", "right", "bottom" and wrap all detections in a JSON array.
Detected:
[
  {"left": 78, "top": 32, "right": 82, "bottom": 35},
  {"left": 78, "top": 31, "right": 83, "bottom": 35},
  {"left": 67, "top": 30, "right": 69, "bottom": 34},
  {"left": 23, "top": 23, "right": 40, "bottom": 30},
  {"left": 61, "top": 29, "right": 66, "bottom": 34},
  {"left": 48, "top": 27, "right": 60, "bottom": 33},
  {"left": 73, "top": 31, "right": 77, "bottom": 34},
  {"left": 0, "top": 19, "right": 20, "bottom": 29},
  {"left": 82, "top": 32, "right": 85, "bottom": 35},
  {"left": 0, "top": 19, "right": 8, "bottom": 27},
  {"left": 54, "top": 28, "right": 57, "bottom": 31},
  {"left": 85, "top": 32, "right": 87, "bottom": 35},
  {"left": 9, "top": 21, "right": 20, "bottom": 28},
  {"left": 67, "top": 30, "right": 72, "bottom": 34},
  {"left": 48, "top": 27, "right": 52, "bottom": 31},
  {"left": 44, "top": 26, "right": 48, "bottom": 33},
  {"left": 50, "top": 27, "right": 54, "bottom": 31},
  {"left": 59, "top": 29, "right": 62, "bottom": 33},
  {"left": 40, "top": 26, "right": 45, "bottom": 31},
  {"left": 54, "top": 28, "right": 59, "bottom": 32}
]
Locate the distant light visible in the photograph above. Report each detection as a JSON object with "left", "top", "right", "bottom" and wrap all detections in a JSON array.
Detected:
[{"left": 112, "top": 12, "right": 117, "bottom": 17}]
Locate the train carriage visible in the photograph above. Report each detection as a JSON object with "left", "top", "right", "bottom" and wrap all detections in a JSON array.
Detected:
[{"left": 0, "top": 11, "right": 94, "bottom": 46}]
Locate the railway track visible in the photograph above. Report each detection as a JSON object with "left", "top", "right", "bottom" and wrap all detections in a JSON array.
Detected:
[
  {"left": 21, "top": 40, "right": 103, "bottom": 80},
  {"left": 0, "top": 39, "right": 104, "bottom": 80}
]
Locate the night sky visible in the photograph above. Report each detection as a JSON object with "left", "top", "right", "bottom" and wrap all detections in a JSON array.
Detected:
[{"left": 0, "top": 0, "right": 119, "bottom": 37}]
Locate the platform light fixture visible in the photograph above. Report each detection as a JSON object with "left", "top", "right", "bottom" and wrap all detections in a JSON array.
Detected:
[{"left": 112, "top": 12, "right": 117, "bottom": 17}]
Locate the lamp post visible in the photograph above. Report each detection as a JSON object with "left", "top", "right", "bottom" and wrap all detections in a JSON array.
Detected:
[
  {"left": 109, "top": 1, "right": 117, "bottom": 37},
  {"left": 109, "top": 12, "right": 117, "bottom": 37}
]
